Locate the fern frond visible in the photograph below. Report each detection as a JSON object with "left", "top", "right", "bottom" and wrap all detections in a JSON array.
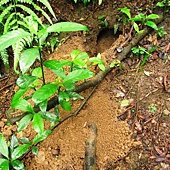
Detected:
[
  {"left": 16, "top": 0, "right": 33, "bottom": 4},
  {"left": 4, "top": 13, "right": 16, "bottom": 33},
  {"left": 9, "top": 19, "right": 17, "bottom": 28},
  {"left": 17, "top": 21, "right": 29, "bottom": 31},
  {"left": 4, "top": 12, "right": 25, "bottom": 33},
  {"left": 0, "top": 5, "right": 14, "bottom": 23},
  {"left": 13, "top": 35, "right": 33, "bottom": 73},
  {"left": 31, "top": 2, "right": 53, "bottom": 24},
  {"left": 0, "top": 0, "right": 10, "bottom": 7},
  {"left": 0, "top": 49, "right": 9, "bottom": 68},
  {"left": 37, "top": 0, "right": 56, "bottom": 20},
  {"left": 15, "top": 4, "right": 42, "bottom": 25}
]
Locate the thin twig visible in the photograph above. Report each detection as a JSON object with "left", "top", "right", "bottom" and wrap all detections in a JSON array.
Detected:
[
  {"left": 0, "top": 76, "right": 8, "bottom": 82},
  {"left": 0, "top": 83, "right": 15, "bottom": 92},
  {"left": 51, "top": 85, "right": 97, "bottom": 131}
]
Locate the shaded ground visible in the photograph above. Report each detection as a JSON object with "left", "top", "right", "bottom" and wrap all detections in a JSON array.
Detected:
[{"left": 0, "top": 0, "right": 170, "bottom": 169}]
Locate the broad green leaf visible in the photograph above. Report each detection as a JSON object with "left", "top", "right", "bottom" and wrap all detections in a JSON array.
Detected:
[
  {"left": 119, "top": 7, "right": 131, "bottom": 19},
  {"left": 50, "top": 68, "right": 66, "bottom": 79},
  {"left": 71, "top": 50, "right": 81, "bottom": 59},
  {"left": 11, "top": 144, "right": 31, "bottom": 160},
  {"left": 59, "top": 100, "right": 72, "bottom": 111},
  {"left": 32, "top": 84, "right": 58, "bottom": 104},
  {"left": 0, "top": 159, "right": 9, "bottom": 170},
  {"left": 33, "top": 130, "right": 52, "bottom": 144},
  {"left": 39, "top": 100, "right": 48, "bottom": 112},
  {"left": 17, "top": 114, "right": 33, "bottom": 132},
  {"left": 146, "top": 14, "right": 159, "bottom": 20},
  {"left": 44, "top": 60, "right": 71, "bottom": 70},
  {"left": 89, "top": 55, "right": 105, "bottom": 71},
  {"left": 133, "top": 22, "right": 140, "bottom": 33},
  {"left": 19, "top": 47, "right": 40, "bottom": 74},
  {"left": 32, "top": 113, "right": 44, "bottom": 133},
  {"left": 12, "top": 88, "right": 28, "bottom": 103},
  {"left": 32, "top": 146, "right": 38, "bottom": 156},
  {"left": 44, "top": 60, "right": 69, "bottom": 79},
  {"left": 11, "top": 98, "right": 33, "bottom": 113},
  {"left": 32, "top": 67, "right": 43, "bottom": 78},
  {"left": 67, "top": 92, "right": 84, "bottom": 100},
  {"left": 0, "top": 29, "right": 30, "bottom": 51},
  {"left": 47, "top": 22, "right": 89, "bottom": 33},
  {"left": 42, "top": 112, "right": 59, "bottom": 123},
  {"left": 11, "top": 160, "right": 24, "bottom": 170},
  {"left": 58, "top": 91, "right": 70, "bottom": 101},
  {"left": 10, "top": 135, "right": 19, "bottom": 151},
  {"left": 145, "top": 20, "right": 158, "bottom": 30},
  {"left": 89, "top": 57, "right": 103, "bottom": 64},
  {"left": 0, "top": 134, "right": 9, "bottom": 159},
  {"left": 98, "top": 63, "right": 105, "bottom": 71},
  {"left": 37, "top": 26, "right": 49, "bottom": 46},
  {"left": 63, "top": 69, "right": 94, "bottom": 89},
  {"left": 131, "top": 13, "right": 145, "bottom": 22},
  {"left": 16, "top": 75, "right": 37, "bottom": 89},
  {"left": 73, "top": 52, "right": 89, "bottom": 68},
  {"left": 59, "top": 92, "right": 71, "bottom": 111},
  {"left": 19, "top": 137, "right": 30, "bottom": 144},
  {"left": 156, "top": 1, "right": 165, "bottom": 7}
]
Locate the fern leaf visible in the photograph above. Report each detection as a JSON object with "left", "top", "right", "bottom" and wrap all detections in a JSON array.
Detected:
[
  {"left": 0, "top": 49, "right": 9, "bottom": 68},
  {"left": 16, "top": 0, "right": 33, "bottom": 4},
  {"left": 13, "top": 35, "right": 33, "bottom": 73},
  {"left": 15, "top": 4, "right": 42, "bottom": 25},
  {"left": 37, "top": 0, "right": 56, "bottom": 20},
  {"left": 3, "top": 12, "right": 16, "bottom": 33},
  {"left": 0, "top": 29, "right": 30, "bottom": 51},
  {"left": 31, "top": 2, "right": 52, "bottom": 24},
  {"left": 4, "top": 12, "right": 26, "bottom": 33},
  {"left": 0, "top": 5, "right": 14, "bottom": 23},
  {"left": 0, "top": 0, "right": 10, "bottom": 7},
  {"left": 17, "top": 21, "right": 29, "bottom": 31}
]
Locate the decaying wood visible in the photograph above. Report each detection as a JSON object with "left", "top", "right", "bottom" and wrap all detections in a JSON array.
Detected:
[
  {"left": 84, "top": 123, "right": 97, "bottom": 170},
  {"left": 8, "top": 15, "right": 164, "bottom": 123}
]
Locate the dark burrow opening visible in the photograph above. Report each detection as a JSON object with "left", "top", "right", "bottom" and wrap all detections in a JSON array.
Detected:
[{"left": 97, "top": 28, "right": 121, "bottom": 53}]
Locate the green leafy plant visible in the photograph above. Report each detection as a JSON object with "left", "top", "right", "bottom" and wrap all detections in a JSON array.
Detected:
[
  {"left": 131, "top": 13, "right": 160, "bottom": 31},
  {"left": 1, "top": 49, "right": 105, "bottom": 169},
  {"left": 0, "top": 0, "right": 56, "bottom": 70},
  {"left": 0, "top": 1, "right": 97, "bottom": 168},
  {"left": 119, "top": 7, "right": 160, "bottom": 33},
  {"left": 98, "top": 15, "right": 109, "bottom": 28},
  {"left": 148, "top": 104, "right": 157, "bottom": 113},
  {"left": 156, "top": 0, "right": 170, "bottom": 7},
  {"left": 131, "top": 45, "right": 156, "bottom": 65},
  {"left": 157, "top": 26, "right": 167, "bottom": 37},
  {"left": 0, "top": 133, "right": 31, "bottom": 170}
]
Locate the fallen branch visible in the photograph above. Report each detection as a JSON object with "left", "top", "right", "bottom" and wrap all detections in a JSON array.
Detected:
[{"left": 8, "top": 15, "right": 164, "bottom": 123}]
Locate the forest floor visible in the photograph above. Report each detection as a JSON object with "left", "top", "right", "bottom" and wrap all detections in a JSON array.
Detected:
[{"left": 0, "top": 0, "right": 170, "bottom": 169}]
